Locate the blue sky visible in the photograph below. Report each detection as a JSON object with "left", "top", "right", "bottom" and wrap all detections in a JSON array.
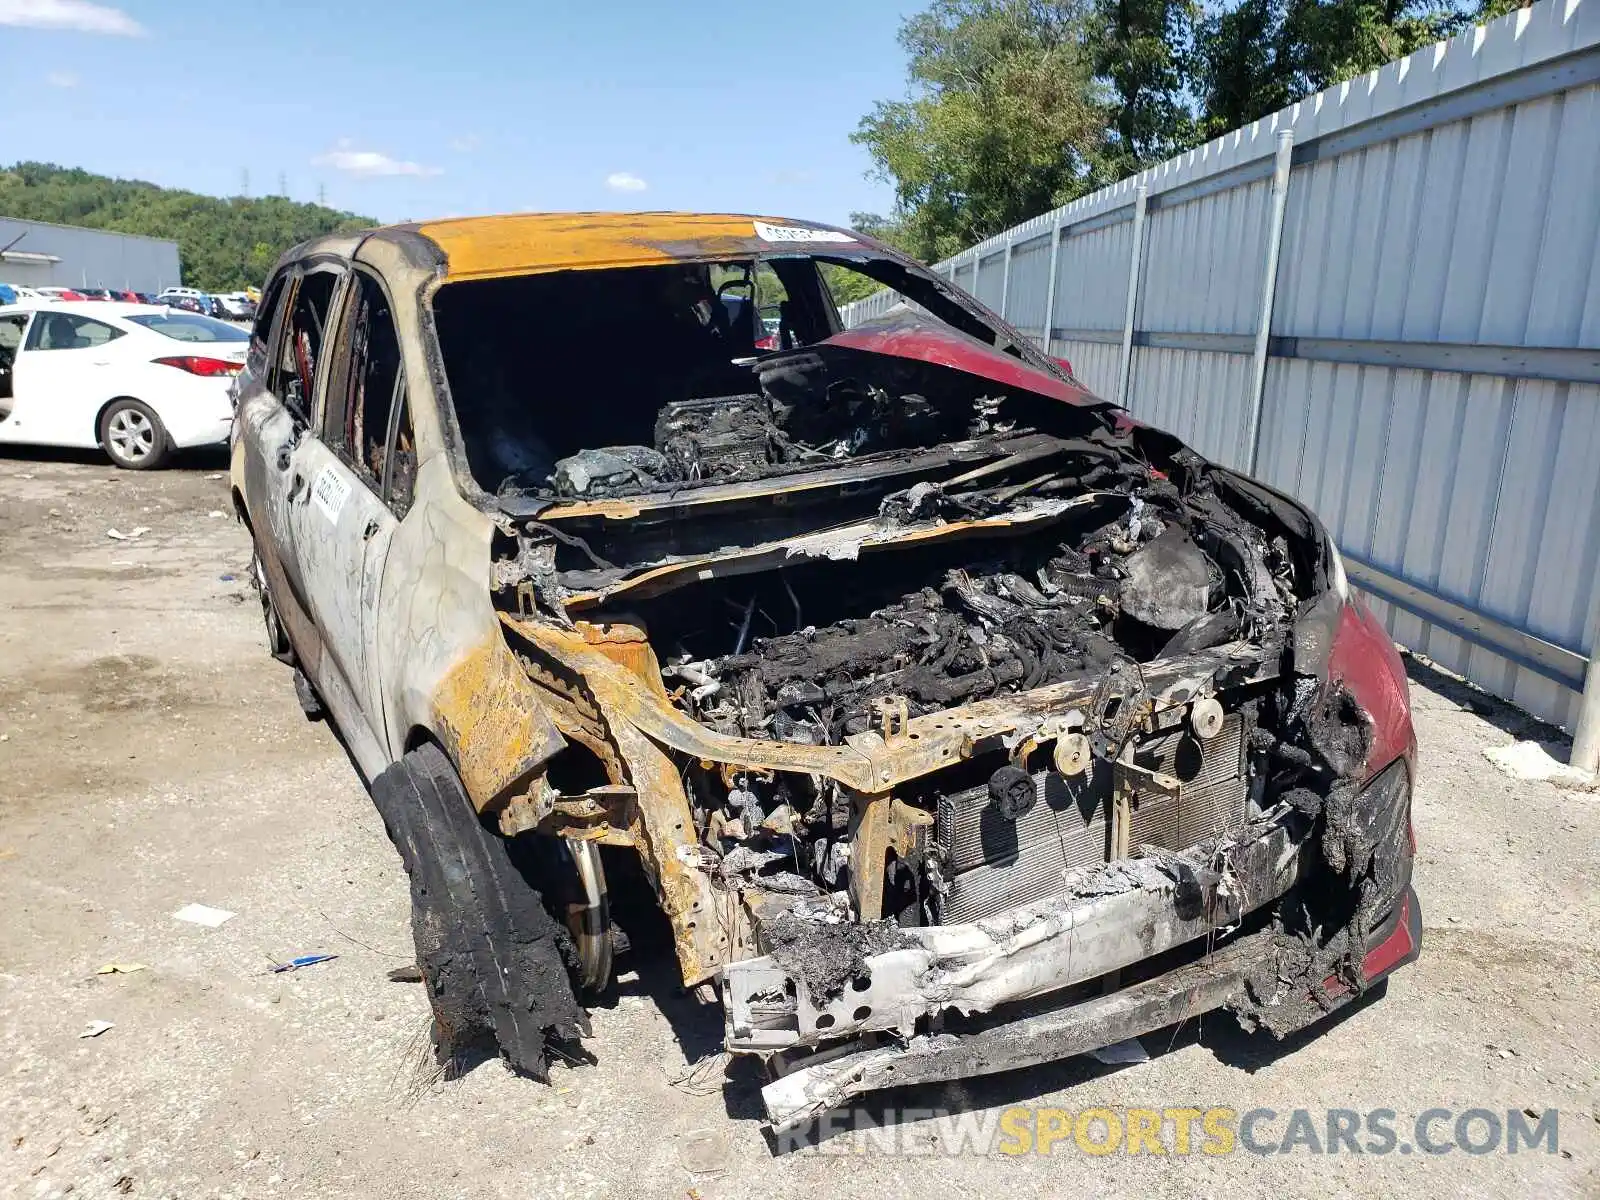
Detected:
[{"left": 0, "top": 0, "right": 923, "bottom": 223}]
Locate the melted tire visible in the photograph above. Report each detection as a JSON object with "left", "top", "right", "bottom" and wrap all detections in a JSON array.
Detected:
[
  {"left": 370, "top": 743, "right": 589, "bottom": 1079},
  {"left": 292, "top": 669, "right": 324, "bottom": 720}
]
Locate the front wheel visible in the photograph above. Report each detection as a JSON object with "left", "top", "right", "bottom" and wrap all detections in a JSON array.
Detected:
[
  {"left": 101, "top": 399, "right": 170, "bottom": 470},
  {"left": 371, "top": 744, "right": 589, "bottom": 1078}
]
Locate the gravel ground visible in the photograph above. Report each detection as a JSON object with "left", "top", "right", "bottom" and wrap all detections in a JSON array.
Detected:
[{"left": 0, "top": 451, "right": 1596, "bottom": 1199}]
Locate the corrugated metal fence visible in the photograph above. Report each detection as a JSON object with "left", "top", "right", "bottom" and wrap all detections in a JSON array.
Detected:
[{"left": 841, "top": 0, "right": 1600, "bottom": 742}]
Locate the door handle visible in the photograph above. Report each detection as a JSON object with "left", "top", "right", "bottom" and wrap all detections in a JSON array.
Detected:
[
  {"left": 287, "top": 472, "right": 305, "bottom": 503},
  {"left": 362, "top": 518, "right": 380, "bottom": 541}
]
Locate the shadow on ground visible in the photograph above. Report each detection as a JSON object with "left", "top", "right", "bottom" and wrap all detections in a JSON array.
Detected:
[
  {"left": 0, "top": 442, "right": 230, "bottom": 472},
  {"left": 1401, "top": 649, "right": 1571, "bottom": 749}
]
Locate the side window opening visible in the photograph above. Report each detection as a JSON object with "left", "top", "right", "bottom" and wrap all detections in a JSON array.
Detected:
[
  {"left": 819, "top": 260, "right": 888, "bottom": 314},
  {"left": 326, "top": 272, "right": 403, "bottom": 491},
  {"left": 0, "top": 313, "right": 26, "bottom": 356},
  {"left": 252, "top": 274, "right": 288, "bottom": 360},
  {"left": 384, "top": 392, "right": 415, "bottom": 516},
  {"left": 816, "top": 258, "right": 1029, "bottom": 360},
  {"left": 0, "top": 313, "right": 27, "bottom": 409},
  {"left": 276, "top": 270, "right": 340, "bottom": 420}
]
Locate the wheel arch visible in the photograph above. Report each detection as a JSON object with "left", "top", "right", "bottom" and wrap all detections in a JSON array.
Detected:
[{"left": 404, "top": 724, "right": 446, "bottom": 757}]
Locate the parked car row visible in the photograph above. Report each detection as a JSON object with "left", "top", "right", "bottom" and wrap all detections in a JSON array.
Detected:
[
  {"left": 0, "top": 300, "right": 247, "bottom": 469},
  {"left": 0, "top": 283, "right": 257, "bottom": 322}
]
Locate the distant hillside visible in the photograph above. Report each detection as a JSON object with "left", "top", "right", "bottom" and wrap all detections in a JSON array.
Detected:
[{"left": 0, "top": 162, "right": 374, "bottom": 292}]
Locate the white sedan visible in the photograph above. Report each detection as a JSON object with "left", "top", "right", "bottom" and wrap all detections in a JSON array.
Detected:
[{"left": 0, "top": 302, "right": 246, "bottom": 469}]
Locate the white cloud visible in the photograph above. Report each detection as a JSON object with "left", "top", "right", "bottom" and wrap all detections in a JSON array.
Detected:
[
  {"left": 311, "top": 140, "right": 442, "bottom": 179},
  {"left": 448, "top": 134, "right": 481, "bottom": 153},
  {"left": 0, "top": 0, "right": 145, "bottom": 36},
  {"left": 605, "top": 171, "right": 647, "bottom": 193},
  {"left": 45, "top": 69, "right": 79, "bottom": 87}
]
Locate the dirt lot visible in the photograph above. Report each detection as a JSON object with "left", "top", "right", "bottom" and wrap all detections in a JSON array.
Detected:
[{"left": 1, "top": 452, "right": 1596, "bottom": 1199}]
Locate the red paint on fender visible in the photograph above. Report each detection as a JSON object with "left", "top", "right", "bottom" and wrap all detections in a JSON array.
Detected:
[
  {"left": 1327, "top": 597, "right": 1415, "bottom": 779},
  {"left": 1320, "top": 889, "right": 1422, "bottom": 998}
]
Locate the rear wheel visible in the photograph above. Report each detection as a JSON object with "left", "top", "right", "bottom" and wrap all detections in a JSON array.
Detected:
[
  {"left": 370, "top": 743, "right": 589, "bottom": 1078},
  {"left": 101, "top": 399, "right": 170, "bottom": 470}
]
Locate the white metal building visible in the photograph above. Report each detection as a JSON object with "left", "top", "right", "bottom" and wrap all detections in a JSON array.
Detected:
[{"left": 0, "top": 216, "right": 181, "bottom": 293}]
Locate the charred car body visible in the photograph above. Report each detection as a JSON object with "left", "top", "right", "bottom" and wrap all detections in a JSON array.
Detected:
[{"left": 232, "top": 212, "right": 1420, "bottom": 1130}]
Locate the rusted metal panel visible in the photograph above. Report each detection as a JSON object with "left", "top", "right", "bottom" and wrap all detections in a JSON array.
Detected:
[
  {"left": 415, "top": 212, "right": 867, "bottom": 281},
  {"left": 430, "top": 634, "right": 568, "bottom": 811}
]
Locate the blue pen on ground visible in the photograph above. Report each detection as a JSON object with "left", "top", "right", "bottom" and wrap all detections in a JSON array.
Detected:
[{"left": 267, "top": 954, "right": 338, "bottom": 974}]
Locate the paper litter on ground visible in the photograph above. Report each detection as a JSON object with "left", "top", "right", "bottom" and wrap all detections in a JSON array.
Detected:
[{"left": 172, "top": 903, "right": 235, "bottom": 928}]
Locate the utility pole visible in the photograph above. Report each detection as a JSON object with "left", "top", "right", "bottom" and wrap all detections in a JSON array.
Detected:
[
  {"left": 240, "top": 168, "right": 249, "bottom": 198},
  {"left": 277, "top": 170, "right": 288, "bottom": 198},
  {"left": 317, "top": 183, "right": 326, "bottom": 207}
]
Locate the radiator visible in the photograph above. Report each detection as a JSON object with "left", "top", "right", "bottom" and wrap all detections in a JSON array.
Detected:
[
  {"left": 932, "top": 716, "right": 1247, "bottom": 925},
  {"left": 935, "top": 765, "right": 1111, "bottom": 924},
  {"left": 1125, "top": 715, "right": 1248, "bottom": 850}
]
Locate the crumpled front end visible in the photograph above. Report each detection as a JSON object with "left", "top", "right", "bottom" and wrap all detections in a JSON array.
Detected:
[
  {"left": 496, "top": 576, "right": 1418, "bottom": 1129},
  {"left": 711, "top": 622, "right": 1417, "bottom": 1129},
  {"left": 466, "top": 289, "right": 1419, "bottom": 1127}
]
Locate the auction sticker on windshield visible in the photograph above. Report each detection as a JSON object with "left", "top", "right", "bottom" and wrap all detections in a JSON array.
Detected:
[{"left": 753, "top": 220, "right": 856, "bottom": 244}]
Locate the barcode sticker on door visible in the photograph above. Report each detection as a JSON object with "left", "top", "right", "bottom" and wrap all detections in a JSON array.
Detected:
[{"left": 311, "top": 465, "right": 352, "bottom": 525}]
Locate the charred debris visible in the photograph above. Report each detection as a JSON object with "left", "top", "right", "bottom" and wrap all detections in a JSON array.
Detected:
[
  {"left": 488, "top": 316, "right": 1388, "bottom": 1029},
  {"left": 492, "top": 330, "right": 1320, "bottom": 745}
]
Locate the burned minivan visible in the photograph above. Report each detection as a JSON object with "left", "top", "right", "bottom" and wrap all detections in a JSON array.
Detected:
[{"left": 231, "top": 213, "right": 1420, "bottom": 1130}]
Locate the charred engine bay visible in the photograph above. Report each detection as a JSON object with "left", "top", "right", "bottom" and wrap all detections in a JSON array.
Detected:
[
  {"left": 503, "top": 333, "right": 1327, "bottom": 748},
  {"left": 591, "top": 462, "right": 1310, "bottom": 746}
]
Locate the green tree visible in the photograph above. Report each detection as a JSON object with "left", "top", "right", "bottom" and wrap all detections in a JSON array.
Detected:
[
  {"left": 851, "top": 0, "right": 1113, "bottom": 262},
  {"left": 1193, "top": 0, "right": 1294, "bottom": 135},
  {"left": 0, "top": 163, "right": 373, "bottom": 291},
  {"left": 1089, "top": 0, "right": 1202, "bottom": 172},
  {"left": 1193, "top": 0, "right": 1470, "bottom": 136},
  {"left": 860, "top": 0, "right": 1485, "bottom": 260}
]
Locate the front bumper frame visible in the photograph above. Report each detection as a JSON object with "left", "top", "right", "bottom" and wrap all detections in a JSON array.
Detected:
[
  {"left": 727, "top": 811, "right": 1307, "bottom": 1056},
  {"left": 760, "top": 884, "right": 1422, "bottom": 1132}
]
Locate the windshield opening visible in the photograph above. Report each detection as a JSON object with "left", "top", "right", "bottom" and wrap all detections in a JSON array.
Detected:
[{"left": 431, "top": 253, "right": 1080, "bottom": 505}]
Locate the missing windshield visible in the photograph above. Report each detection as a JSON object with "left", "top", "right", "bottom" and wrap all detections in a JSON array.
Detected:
[{"left": 430, "top": 256, "right": 1076, "bottom": 506}]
